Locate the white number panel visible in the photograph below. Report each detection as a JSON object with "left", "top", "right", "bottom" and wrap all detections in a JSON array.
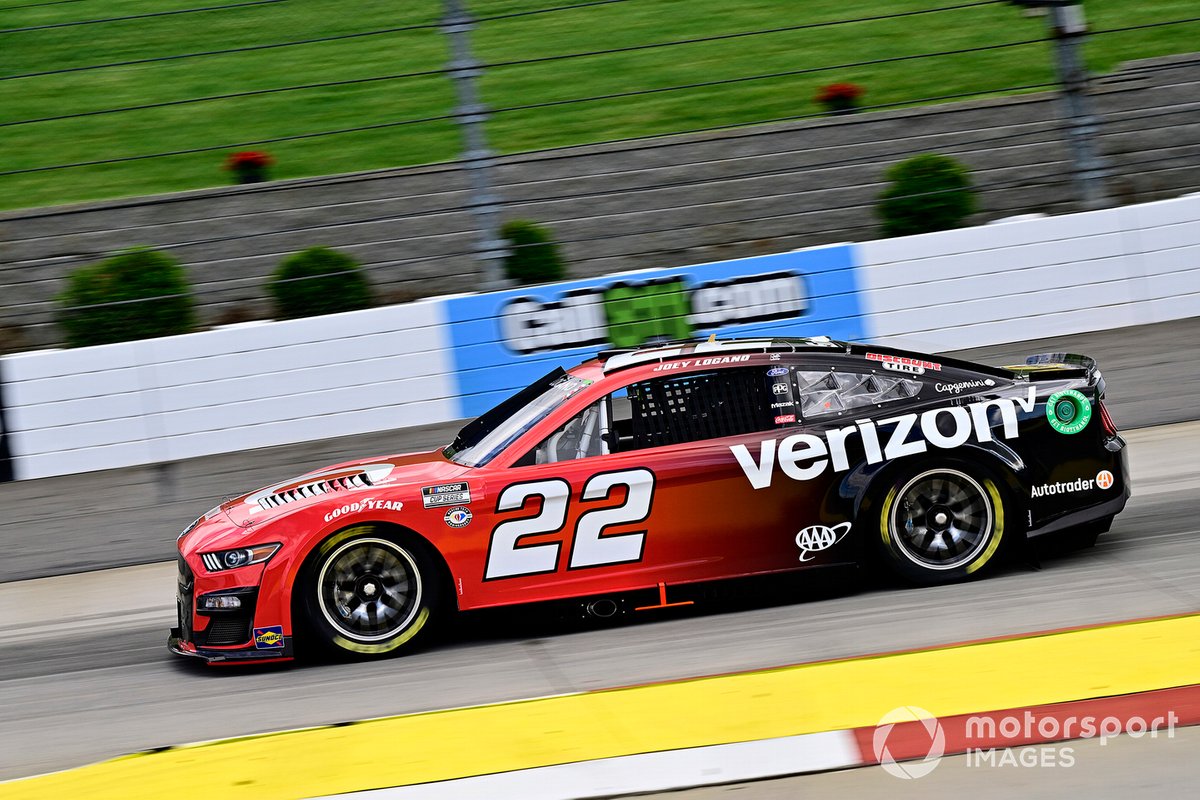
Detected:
[{"left": 484, "top": 469, "right": 656, "bottom": 581}]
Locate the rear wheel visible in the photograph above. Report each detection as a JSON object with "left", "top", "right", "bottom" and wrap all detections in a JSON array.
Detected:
[
  {"left": 876, "top": 466, "right": 1007, "bottom": 584},
  {"left": 301, "top": 526, "right": 443, "bottom": 658}
]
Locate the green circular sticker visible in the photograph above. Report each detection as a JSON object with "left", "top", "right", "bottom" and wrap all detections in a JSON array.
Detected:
[{"left": 1046, "top": 389, "right": 1092, "bottom": 435}]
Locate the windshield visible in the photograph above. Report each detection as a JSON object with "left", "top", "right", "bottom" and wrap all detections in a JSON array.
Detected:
[{"left": 444, "top": 370, "right": 592, "bottom": 467}]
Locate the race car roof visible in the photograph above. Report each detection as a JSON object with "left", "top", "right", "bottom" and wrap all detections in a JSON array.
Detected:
[
  {"left": 599, "top": 337, "right": 843, "bottom": 373},
  {"left": 598, "top": 336, "right": 1022, "bottom": 381}
]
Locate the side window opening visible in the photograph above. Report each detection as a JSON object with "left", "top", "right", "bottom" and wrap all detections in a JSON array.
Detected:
[
  {"left": 625, "top": 368, "right": 775, "bottom": 450},
  {"left": 517, "top": 366, "right": 797, "bottom": 466},
  {"left": 529, "top": 401, "right": 608, "bottom": 464},
  {"left": 796, "top": 369, "right": 921, "bottom": 418}
]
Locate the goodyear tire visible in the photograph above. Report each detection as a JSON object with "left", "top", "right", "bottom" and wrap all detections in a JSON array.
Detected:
[
  {"left": 875, "top": 466, "right": 1007, "bottom": 585},
  {"left": 300, "top": 526, "right": 443, "bottom": 659}
]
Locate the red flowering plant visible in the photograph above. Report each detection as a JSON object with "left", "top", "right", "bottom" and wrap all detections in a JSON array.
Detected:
[
  {"left": 224, "top": 150, "right": 274, "bottom": 183},
  {"left": 815, "top": 82, "right": 865, "bottom": 115}
]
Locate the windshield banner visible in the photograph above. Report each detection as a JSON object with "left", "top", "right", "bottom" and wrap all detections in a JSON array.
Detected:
[{"left": 443, "top": 244, "right": 864, "bottom": 417}]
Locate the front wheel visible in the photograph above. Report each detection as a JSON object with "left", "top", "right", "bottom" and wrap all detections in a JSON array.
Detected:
[
  {"left": 300, "top": 527, "right": 443, "bottom": 659},
  {"left": 875, "top": 466, "right": 1007, "bottom": 585}
]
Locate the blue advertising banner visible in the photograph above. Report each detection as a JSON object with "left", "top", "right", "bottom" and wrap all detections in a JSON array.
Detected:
[{"left": 444, "top": 244, "right": 865, "bottom": 418}]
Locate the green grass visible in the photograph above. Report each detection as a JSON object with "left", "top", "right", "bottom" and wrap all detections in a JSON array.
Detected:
[{"left": 0, "top": 0, "right": 1195, "bottom": 210}]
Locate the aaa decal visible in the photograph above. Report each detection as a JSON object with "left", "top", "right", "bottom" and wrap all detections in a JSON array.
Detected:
[
  {"left": 733, "top": 387, "right": 1037, "bottom": 488},
  {"left": 795, "top": 522, "right": 851, "bottom": 562}
]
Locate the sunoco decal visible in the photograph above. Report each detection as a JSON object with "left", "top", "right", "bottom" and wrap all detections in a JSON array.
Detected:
[
  {"left": 795, "top": 522, "right": 851, "bottom": 561},
  {"left": 422, "top": 482, "right": 471, "bottom": 508},
  {"left": 324, "top": 497, "right": 403, "bottom": 522},
  {"left": 733, "top": 387, "right": 1037, "bottom": 488},
  {"left": 253, "top": 625, "right": 284, "bottom": 649}
]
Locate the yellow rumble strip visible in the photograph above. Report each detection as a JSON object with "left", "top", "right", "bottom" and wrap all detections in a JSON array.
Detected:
[{"left": 7, "top": 613, "right": 1200, "bottom": 800}]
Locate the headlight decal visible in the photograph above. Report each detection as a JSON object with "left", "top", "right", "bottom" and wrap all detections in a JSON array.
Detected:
[{"left": 200, "top": 543, "right": 281, "bottom": 573}]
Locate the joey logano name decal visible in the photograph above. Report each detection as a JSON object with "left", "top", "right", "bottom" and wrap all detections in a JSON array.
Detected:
[
  {"left": 732, "top": 387, "right": 1036, "bottom": 489},
  {"left": 324, "top": 497, "right": 403, "bottom": 523}
]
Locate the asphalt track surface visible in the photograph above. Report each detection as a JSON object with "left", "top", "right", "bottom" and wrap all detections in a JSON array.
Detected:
[{"left": 0, "top": 319, "right": 1197, "bottom": 787}]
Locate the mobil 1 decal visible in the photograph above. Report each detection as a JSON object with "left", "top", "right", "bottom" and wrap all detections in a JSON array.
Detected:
[
  {"left": 484, "top": 468, "right": 655, "bottom": 580},
  {"left": 732, "top": 387, "right": 1037, "bottom": 488}
]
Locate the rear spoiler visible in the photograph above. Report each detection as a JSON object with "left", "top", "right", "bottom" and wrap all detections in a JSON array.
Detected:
[{"left": 1001, "top": 352, "right": 1099, "bottom": 384}]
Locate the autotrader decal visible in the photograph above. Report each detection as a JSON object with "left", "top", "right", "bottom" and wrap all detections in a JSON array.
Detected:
[
  {"left": 732, "top": 387, "right": 1037, "bottom": 489},
  {"left": 795, "top": 522, "right": 851, "bottom": 561},
  {"left": 1031, "top": 470, "right": 1114, "bottom": 498}
]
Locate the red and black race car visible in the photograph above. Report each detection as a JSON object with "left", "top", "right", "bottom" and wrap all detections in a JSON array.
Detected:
[{"left": 169, "top": 337, "right": 1129, "bottom": 663}]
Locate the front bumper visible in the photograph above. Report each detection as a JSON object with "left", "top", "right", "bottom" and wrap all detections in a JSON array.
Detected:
[
  {"left": 171, "top": 553, "right": 294, "bottom": 665},
  {"left": 168, "top": 628, "right": 294, "bottom": 664}
]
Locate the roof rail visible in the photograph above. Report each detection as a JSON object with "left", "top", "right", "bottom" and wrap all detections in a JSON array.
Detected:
[{"left": 601, "top": 336, "right": 844, "bottom": 373}]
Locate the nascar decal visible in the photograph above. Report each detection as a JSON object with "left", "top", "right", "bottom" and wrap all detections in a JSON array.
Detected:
[
  {"left": 444, "top": 506, "right": 473, "bottom": 528},
  {"left": 253, "top": 625, "right": 284, "bottom": 649},
  {"left": 324, "top": 497, "right": 403, "bottom": 523},
  {"left": 796, "top": 522, "right": 851, "bottom": 561},
  {"left": 422, "top": 482, "right": 472, "bottom": 508},
  {"left": 733, "top": 387, "right": 1037, "bottom": 489},
  {"left": 485, "top": 469, "right": 655, "bottom": 580}
]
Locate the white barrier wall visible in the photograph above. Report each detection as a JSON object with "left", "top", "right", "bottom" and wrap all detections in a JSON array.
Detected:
[
  {"left": 2, "top": 193, "right": 1198, "bottom": 482},
  {"left": 1, "top": 301, "right": 457, "bottom": 480},
  {"left": 857, "top": 193, "right": 1200, "bottom": 351}
]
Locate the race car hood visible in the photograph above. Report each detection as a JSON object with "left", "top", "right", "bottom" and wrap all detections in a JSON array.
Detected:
[{"left": 218, "top": 448, "right": 471, "bottom": 527}]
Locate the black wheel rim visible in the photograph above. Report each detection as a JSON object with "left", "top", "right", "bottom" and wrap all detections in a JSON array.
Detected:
[
  {"left": 892, "top": 469, "right": 992, "bottom": 570},
  {"left": 317, "top": 537, "right": 422, "bottom": 642}
]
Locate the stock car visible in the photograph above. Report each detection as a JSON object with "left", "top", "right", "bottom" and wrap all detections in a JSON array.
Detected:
[{"left": 169, "top": 337, "right": 1129, "bottom": 663}]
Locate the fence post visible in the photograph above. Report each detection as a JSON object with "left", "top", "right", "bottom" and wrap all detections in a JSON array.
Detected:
[
  {"left": 442, "top": 0, "right": 509, "bottom": 290},
  {"left": 1046, "top": 2, "right": 1111, "bottom": 209}
]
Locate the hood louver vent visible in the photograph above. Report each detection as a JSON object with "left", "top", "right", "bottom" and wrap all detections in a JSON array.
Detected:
[
  {"left": 256, "top": 472, "right": 373, "bottom": 510},
  {"left": 244, "top": 463, "right": 396, "bottom": 513}
]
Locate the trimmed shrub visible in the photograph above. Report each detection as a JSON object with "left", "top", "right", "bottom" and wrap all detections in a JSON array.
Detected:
[
  {"left": 501, "top": 220, "right": 565, "bottom": 285},
  {"left": 269, "top": 247, "right": 372, "bottom": 320},
  {"left": 877, "top": 154, "right": 976, "bottom": 237},
  {"left": 57, "top": 247, "right": 195, "bottom": 348}
]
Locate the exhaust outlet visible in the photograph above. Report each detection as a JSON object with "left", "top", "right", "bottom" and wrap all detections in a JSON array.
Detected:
[{"left": 585, "top": 598, "right": 618, "bottom": 619}]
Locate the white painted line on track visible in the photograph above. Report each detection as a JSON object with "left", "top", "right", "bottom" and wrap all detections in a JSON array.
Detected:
[{"left": 317, "top": 731, "right": 862, "bottom": 800}]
